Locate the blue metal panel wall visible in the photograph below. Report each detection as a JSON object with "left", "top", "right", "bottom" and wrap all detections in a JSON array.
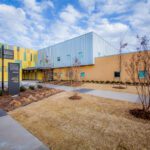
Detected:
[
  {"left": 37, "top": 32, "right": 93, "bottom": 68},
  {"left": 93, "top": 33, "right": 118, "bottom": 62}
]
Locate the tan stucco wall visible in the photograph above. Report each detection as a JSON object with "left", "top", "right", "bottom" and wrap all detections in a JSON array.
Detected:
[{"left": 53, "top": 52, "right": 136, "bottom": 82}]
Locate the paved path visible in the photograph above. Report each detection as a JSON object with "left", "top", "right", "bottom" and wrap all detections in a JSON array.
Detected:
[
  {"left": 42, "top": 83, "right": 140, "bottom": 103},
  {"left": 0, "top": 109, "right": 49, "bottom": 150}
]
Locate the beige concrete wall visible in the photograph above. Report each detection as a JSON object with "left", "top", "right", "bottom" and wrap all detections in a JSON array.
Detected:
[{"left": 53, "top": 52, "right": 136, "bottom": 82}]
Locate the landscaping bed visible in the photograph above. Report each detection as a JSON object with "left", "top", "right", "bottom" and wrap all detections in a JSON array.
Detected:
[
  {"left": 130, "top": 108, "right": 150, "bottom": 120},
  {"left": 0, "top": 87, "right": 62, "bottom": 112}
]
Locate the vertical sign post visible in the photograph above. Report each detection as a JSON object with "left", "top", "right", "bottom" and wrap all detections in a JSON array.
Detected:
[
  {"left": 1, "top": 45, "right": 4, "bottom": 93},
  {"left": 8, "top": 63, "right": 20, "bottom": 95}
]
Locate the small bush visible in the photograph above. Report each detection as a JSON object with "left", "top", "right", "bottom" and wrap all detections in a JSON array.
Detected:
[
  {"left": 20, "top": 86, "right": 26, "bottom": 92},
  {"left": 115, "top": 81, "right": 120, "bottom": 84},
  {"left": 99, "top": 81, "right": 104, "bottom": 84},
  {"left": 111, "top": 81, "right": 116, "bottom": 84},
  {"left": 126, "top": 81, "right": 132, "bottom": 85},
  {"left": 37, "top": 85, "right": 43, "bottom": 89},
  {"left": 133, "top": 82, "right": 139, "bottom": 86},
  {"left": 105, "top": 81, "right": 110, "bottom": 84},
  {"left": 0, "top": 90, "right": 2, "bottom": 96},
  {"left": 29, "top": 85, "right": 35, "bottom": 90}
]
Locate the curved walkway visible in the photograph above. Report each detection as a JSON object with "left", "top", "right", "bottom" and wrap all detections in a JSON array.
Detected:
[{"left": 42, "top": 83, "right": 140, "bottom": 103}]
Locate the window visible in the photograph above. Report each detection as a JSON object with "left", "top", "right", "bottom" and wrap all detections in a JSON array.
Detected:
[
  {"left": 17, "top": 47, "right": 20, "bottom": 60},
  {"left": 114, "top": 71, "right": 120, "bottom": 77},
  {"left": 78, "top": 52, "right": 83, "bottom": 59},
  {"left": 80, "top": 72, "right": 85, "bottom": 77},
  {"left": 57, "top": 57, "right": 60, "bottom": 61},
  {"left": 24, "top": 51, "right": 26, "bottom": 61},
  {"left": 34, "top": 54, "right": 37, "bottom": 62},
  {"left": 138, "top": 71, "right": 147, "bottom": 78},
  {"left": 98, "top": 52, "right": 101, "bottom": 57},
  {"left": 30, "top": 54, "right": 32, "bottom": 61}
]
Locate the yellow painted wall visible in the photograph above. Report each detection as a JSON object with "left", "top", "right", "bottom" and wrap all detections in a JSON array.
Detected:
[{"left": 0, "top": 45, "right": 37, "bottom": 81}]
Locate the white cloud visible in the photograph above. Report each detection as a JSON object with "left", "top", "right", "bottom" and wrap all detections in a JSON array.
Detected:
[
  {"left": 0, "top": 0, "right": 54, "bottom": 49},
  {"left": 23, "top": 0, "right": 54, "bottom": 13},
  {"left": 79, "top": 0, "right": 97, "bottom": 13},
  {"left": 59, "top": 4, "right": 82, "bottom": 24},
  {"left": 0, "top": 0, "right": 149, "bottom": 52}
]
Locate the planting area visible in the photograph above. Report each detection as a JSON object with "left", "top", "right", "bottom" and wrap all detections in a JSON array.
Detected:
[
  {"left": 0, "top": 87, "right": 62, "bottom": 112},
  {"left": 10, "top": 92, "right": 150, "bottom": 150}
]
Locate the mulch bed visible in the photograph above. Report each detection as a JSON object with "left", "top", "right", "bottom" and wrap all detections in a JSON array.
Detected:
[
  {"left": 130, "top": 109, "right": 150, "bottom": 120},
  {"left": 69, "top": 95, "right": 82, "bottom": 100},
  {"left": 0, "top": 88, "right": 63, "bottom": 112}
]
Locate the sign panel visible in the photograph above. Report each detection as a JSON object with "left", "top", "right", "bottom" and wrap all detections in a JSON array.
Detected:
[
  {"left": 0, "top": 49, "right": 14, "bottom": 59},
  {"left": 8, "top": 63, "right": 20, "bottom": 95}
]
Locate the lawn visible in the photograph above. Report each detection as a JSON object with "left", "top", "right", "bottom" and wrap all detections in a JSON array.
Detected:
[{"left": 10, "top": 92, "right": 150, "bottom": 150}]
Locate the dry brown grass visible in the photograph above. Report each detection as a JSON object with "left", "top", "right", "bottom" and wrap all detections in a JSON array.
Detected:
[
  {"left": 10, "top": 92, "right": 150, "bottom": 150},
  {"left": 81, "top": 83, "right": 138, "bottom": 94}
]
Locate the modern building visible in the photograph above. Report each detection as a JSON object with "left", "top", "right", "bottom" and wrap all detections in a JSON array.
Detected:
[
  {"left": 0, "top": 32, "right": 140, "bottom": 82},
  {"left": 0, "top": 43, "right": 37, "bottom": 82}
]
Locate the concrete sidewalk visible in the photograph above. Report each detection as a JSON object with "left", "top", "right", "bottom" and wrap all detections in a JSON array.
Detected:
[
  {"left": 0, "top": 109, "right": 49, "bottom": 150},
  {"left": 42, "top": 83, "right": 140, "bottom": 103}
]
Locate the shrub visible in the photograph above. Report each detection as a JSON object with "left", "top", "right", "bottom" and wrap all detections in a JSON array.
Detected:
[
  {"left": 133, "top": 82, "right": 139, "bottom": 86},
  {"left": 29, "top": 85, "right": 35, "bottom": 90},
  {"left": 111, "top": 81, "right": 116, "bottom": 84},
  {"left": 105, "top": 81, "right": 110, "bottom": 84},
  {"left": 0, "top": 90, "right": 2, "bottom": 96},
  {"left": 37, "top": 85, "right": 43, "bottom": 89},
  {"left": 125, "top": 81, "right": 132, "bottom": 85},
  {"left": 20, "top": 86, "right": 26, "bottom": 92},
  {"left": 115, "top": 81, "right": 120, "bottom": 84},
  {"left": 91, "top": 80, "right": 95, "bottom": 83},
  {"left": 99, "top": 81, "right": 104, "bottom": 84}
]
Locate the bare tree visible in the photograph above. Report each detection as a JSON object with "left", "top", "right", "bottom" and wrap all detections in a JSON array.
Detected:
[
  {"left": 69, "top": 57, "right": 82, "bottom": 100},
  {"left": 43, "top": 55, "right": 53, "bottom": 82},
  {"left": 56, "top": 69, "right": 62, "bottom": 81},
  {"left": 119, "top": 40, "right": 128, "bottom": 82},
  {"left": 125, "top": 35, "right": 150, "bottom": 112}
]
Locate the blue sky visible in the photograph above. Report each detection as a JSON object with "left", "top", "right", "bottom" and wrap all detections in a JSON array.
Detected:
[{"left": 0, "top": 0, "right": 150, "bottom": 50}]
